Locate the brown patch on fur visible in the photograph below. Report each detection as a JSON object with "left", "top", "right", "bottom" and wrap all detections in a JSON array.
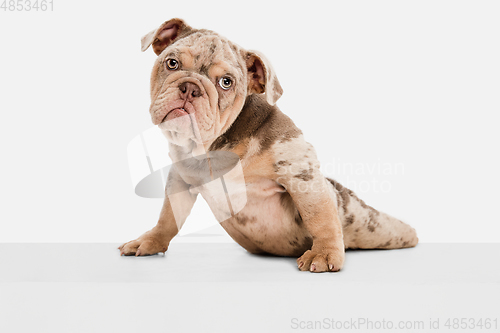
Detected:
[
  {"left": 379, "top": 240, "right": 392, "bottom": 248},
  {"left": 328, "top": 178, "right": 351, "bottom": 213},
  {"left": 366, "top": 216, "right": 380, "bottom": 232},
  {"left": 294, "top": 163, "right": 314, "bottom": 181},
  {"left": 276, "top": 160, "right": 291, "bottom": 167},
  {"left": 344, "top": 215, "right": 355, "bottom": 226},
  {"left": 234, "top": 213, "right": 256, "bottom": 226},
  {"left": 273, "top": 160, "right": 292, "bottom": 174},
  {"left": 294, "top": 170, "right": 313, "bottom": 181},
  {"left": 235, "top": 215, "right": 247, "bottom": 226}
]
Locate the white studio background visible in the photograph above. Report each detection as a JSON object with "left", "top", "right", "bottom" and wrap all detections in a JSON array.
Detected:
[{"left": 0, "top": 0, "right": 499, "bottom": 243}]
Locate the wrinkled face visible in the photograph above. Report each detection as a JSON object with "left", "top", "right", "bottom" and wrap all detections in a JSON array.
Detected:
[{"left": 149, "top": 32, "right": 248, "bottom": 147}]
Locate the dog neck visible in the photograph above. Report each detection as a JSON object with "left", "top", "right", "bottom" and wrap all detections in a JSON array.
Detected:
[
  {"left": 168, "top": 140, "right": 209, "bottom": 163},
  {"left": 209, "top": 94, "right": 276, "bottom": 151}
]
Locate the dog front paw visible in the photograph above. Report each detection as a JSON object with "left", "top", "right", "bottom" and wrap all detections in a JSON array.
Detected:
[
  {"left": 118, "top": 229, "right": 170, "bottom": 256},
  {"left": 297, "top": 245, "right": 345, "bottom": 272}
]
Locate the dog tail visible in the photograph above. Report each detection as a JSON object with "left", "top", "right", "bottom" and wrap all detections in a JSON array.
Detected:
[{"left": 327, "top": 178, "right": 418, "bottom": 250}]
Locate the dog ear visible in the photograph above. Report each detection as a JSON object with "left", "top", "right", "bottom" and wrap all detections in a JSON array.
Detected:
[
  {"left": 141, "top": 18, "right": 192, "bottom": 56},
  {"left": 245, "top": 51, "right": 283, "bottom": 105}
]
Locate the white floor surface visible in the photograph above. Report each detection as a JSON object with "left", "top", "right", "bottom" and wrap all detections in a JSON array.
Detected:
[{"left": 0, "top": 243, "right": 499, "bottom": 332}]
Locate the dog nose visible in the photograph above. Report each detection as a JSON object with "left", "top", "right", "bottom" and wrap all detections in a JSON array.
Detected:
[{"left": 179, "top": 82, "right": 202, "bottom": 100}]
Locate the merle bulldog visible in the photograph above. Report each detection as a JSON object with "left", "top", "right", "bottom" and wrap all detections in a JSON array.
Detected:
[{"left": 118, "top": 18, "right": 418, "bottom": 272}]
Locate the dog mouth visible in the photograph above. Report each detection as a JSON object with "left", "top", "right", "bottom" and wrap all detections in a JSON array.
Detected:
[
  {"left": 161, "top": 107, "right": 189, "bottom": 123},
  {"left": 153, "top": 99, "right": 197, "bottom": 126}
]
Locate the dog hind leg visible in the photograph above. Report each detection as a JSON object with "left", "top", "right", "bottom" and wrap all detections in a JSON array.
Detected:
[{"left": 327, "top": 178, "right": 418, "bottom": 250}]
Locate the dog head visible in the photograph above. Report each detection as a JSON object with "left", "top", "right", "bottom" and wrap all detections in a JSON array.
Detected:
[{"left": 141, "top": 18, "right": 283, "bottom": 148}]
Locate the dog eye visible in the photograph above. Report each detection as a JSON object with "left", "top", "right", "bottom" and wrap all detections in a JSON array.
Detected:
[
  {"left": 165, "top": 59, "right": 179, "bottom": 70},
  {"left": 219, "top": 76, "right": 233, "bottom": 90}
]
